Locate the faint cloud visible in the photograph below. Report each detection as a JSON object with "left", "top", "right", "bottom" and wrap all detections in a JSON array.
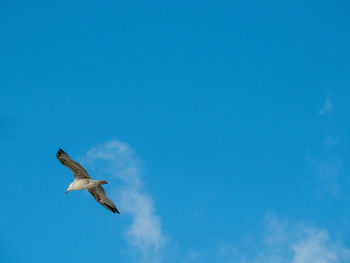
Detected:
[
  {"left": 307, "top": 94, "right": 342, "bottom": 195},
  {"left": 219, "top": 214, "right": 350, "bottom": 263},
  {"left": 187, "top": 251, "right": 204, "bottom": 261},
  {"left": 83, "top": 140, "right": 165, "bottom": 259},
  {"left": 319, "top": 97, "right": 333, "bottom": 115},
  {"left": 260, "top": 215, "right": 350, "bottom": 263},
  {"left": 291, "top": 230, "right": 349, "bottom": 263},
  {"left": 324, "top": 136, "right": 338, "bottom": 146},
  {"left": 306, "top": 155, "right": 341, "bottom": 195},
  {"left": 218, "top": 244, "right": 243, "bottom": 261}
]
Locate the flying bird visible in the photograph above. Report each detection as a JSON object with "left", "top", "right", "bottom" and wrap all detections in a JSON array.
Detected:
[{"left": 56, "top": 148, "right": 120, "bottom": 214}]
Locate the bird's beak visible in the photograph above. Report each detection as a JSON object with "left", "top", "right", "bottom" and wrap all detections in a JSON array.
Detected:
[{"left": 65, "top": 190, "right": 69, "bottom": 194}]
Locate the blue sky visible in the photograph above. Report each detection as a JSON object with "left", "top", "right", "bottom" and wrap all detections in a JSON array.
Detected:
[{"left": 1, "top": 0, "right": 350, "bottom": 262}]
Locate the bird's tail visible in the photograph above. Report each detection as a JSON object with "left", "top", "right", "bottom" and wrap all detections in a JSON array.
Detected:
[{"left": 98, "top": 180, "right": 108, "bottom": 185}]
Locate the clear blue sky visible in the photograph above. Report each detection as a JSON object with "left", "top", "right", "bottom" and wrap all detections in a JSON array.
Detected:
[{"left": 1, "top": 0, "right": 350, "bottom": 262}]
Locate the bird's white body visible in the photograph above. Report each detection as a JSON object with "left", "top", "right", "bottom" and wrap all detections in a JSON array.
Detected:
[{"left": 67, "top": 179, "right": 107, "bottom": 192}]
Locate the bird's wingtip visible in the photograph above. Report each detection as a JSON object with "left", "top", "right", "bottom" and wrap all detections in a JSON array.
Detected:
[
  {"left": 105, "top": 204, "right": 120, "bottom": 214},
  {"left": 56, "top": 148, "right": 63, "bottom": 157}
]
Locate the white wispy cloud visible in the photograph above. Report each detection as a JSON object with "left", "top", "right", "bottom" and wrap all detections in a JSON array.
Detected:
[
  {"left": 83, "top": 140, "right": 165, "bottom": 258},
  {"left": 319, "top": 97, "right": 333, "bottom": 115},
  {"left": 261, "top": 215, "right": 350, "bottom": 263},
  {"left": 291, "top": 229, "right": 349, "bottom": 263},
  {"left": 219, "top": 215, "right": 350, "bottom": 263}
]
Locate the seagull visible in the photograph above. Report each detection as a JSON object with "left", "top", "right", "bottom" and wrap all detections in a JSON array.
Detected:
[{"left": 56, "top": 148, "right": 120, "bottom": 214}]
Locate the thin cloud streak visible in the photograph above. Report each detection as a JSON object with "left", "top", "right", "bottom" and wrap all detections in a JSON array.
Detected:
[
  {"left": 83, "top": 140, "right": 165, "bottom": 257},
  {"left": 308, "top": 94, "right": 341, "bottom": 195},
  {"left": 319, "top": 97, "right": 333, "bottom": 115}
]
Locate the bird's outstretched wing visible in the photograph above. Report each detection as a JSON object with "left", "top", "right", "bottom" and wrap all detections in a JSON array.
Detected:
[
  {"left": 89, "top": 186, "right": 120, "bottom": 214},
  {"left": 56, "top": 148, "right": 91, "bottom": 179}
]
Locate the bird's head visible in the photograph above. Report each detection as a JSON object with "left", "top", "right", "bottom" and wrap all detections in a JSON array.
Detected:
[{"left": 65, "top": 184, "right": 72, "bottom": 194}]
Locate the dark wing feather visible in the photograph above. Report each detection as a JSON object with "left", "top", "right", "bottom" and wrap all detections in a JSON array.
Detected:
[
  {"left": 89, "top": 186, "right": 120, "bottom": 214},
  {"left": 56, "top": 148, "right": 90, "bottom": 179}
]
